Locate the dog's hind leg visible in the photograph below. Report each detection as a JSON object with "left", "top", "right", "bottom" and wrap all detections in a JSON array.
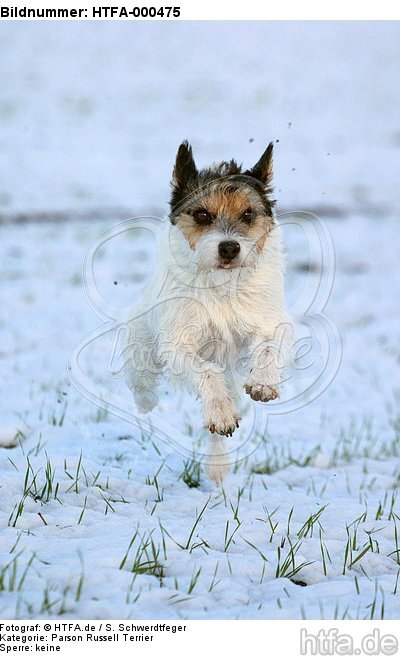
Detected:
[{"left": 203, "top": 435, "right": 230, "bottom": 484}]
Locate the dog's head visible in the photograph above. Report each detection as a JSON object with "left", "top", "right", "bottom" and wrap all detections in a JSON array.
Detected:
[{"left": 169, "top": 141, "right": 276, "bottom": 274}]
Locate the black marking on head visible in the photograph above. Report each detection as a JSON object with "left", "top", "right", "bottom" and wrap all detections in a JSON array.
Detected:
[
  {"left": 169, "top": 142, "right": 276, "bottom": 221},
  {"left": 244, "top": 142, "right": 274, "bottom": 189},
  {"left": 170, "top": 141, "right": 198, "bottom": 221}
]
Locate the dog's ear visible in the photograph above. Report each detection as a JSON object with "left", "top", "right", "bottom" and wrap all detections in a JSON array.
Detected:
[
  {"left": 172, "top": 141, "right": 197, "bottom": 188},
  {"left": 245, "top": 142, "right": 274, "bottom": 187}
]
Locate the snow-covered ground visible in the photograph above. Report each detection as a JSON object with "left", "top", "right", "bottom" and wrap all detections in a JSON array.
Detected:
[{"left": 0, "top": 21, "right": 399, "bottom": 619}]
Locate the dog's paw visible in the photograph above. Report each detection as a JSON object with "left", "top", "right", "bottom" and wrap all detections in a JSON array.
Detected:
[
  {"left": 208, "top": 419, "right": 239, "bottom": 437},
  {"left": 205, "top": 399, "right": 240, "bottom": 436},
  {"left": 244, "top": 382, "right": 280, "bottom": 403},
  {"left": 133, "top": 390, "right": 158, "bottom": 414}
]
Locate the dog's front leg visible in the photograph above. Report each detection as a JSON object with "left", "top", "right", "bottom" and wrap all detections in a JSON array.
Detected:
[
  {"left": 124, "top": 316, "right": 162, "bottom": 414},
  {"left": 172, "top": 347, "right": 240, "bottom": 435},
  {"left": 244, "top": 324, "right": 292, "bottom": 403},
  {"left": 198, "top": 362, "right": 240, "bottom": 436}
]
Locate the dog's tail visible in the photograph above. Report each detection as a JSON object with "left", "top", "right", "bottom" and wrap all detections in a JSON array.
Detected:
[{"left": 203, "top": 436, "right": 230, "bottom": 484}]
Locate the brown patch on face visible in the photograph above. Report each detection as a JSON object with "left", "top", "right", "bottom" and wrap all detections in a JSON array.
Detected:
[
  {"left": 174, "top": 214, "right": 206, "bottom": 250},
  {"left": 203, "top": 187, "right": 251, "bottom": 222},
  {"left": 173, "top": 183, "right": 274, "bottom": 252},
  {"left": 249, "top": 215, "right": 271, "bottom": 253}
]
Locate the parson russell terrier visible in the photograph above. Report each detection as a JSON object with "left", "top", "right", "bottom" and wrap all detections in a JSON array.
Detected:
[{"left": 124, "top": 142, "right": 293, "bottom": 482}]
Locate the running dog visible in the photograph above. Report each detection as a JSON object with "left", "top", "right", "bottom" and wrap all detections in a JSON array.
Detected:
[{"left": 124, "top": 141, "right": 293, "bottom": 481}]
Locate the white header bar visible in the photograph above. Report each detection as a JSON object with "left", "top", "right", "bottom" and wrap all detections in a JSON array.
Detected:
[{"left": 0, "top": 0, "right": 399, "bottom": 20}]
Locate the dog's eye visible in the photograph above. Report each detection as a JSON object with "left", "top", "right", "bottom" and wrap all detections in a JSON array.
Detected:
[
  {"left": 193, "top": 210, "right": 213, "bottom": 225},
  {"left": 241, "top": 208, "right": 253, "bottom": 224}
]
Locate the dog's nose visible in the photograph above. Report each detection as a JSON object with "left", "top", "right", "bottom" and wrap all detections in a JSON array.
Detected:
[{"left": 218, "top": 240, "right": 240, "bottom": 261}]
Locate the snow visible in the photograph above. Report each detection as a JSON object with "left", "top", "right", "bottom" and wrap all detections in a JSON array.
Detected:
[
  {"left": 0, "top": 22, "right": 399, "bottom": 218},
  {"left": 0, "top": 428, "right": 21, "bottom": 449},
  {"left": 0, "top": 21, "right": 400, "bottom": 620}
]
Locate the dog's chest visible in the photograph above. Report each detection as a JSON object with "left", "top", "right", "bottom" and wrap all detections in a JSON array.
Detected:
[{"left": 199, "top": 288, "right": 257, "bottom": 348}]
